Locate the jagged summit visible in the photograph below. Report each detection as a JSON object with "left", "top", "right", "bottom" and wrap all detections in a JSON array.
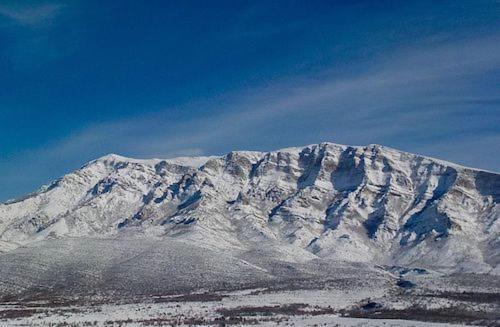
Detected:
[
  {"left": 0, "top": 142, "right": 498, "bottom": 275},
  {"left": 89, "top": 152, "right": 213, "bottom": 169},
  {"left": 88, "top": 142, "right": 493, "bottom": 175}
]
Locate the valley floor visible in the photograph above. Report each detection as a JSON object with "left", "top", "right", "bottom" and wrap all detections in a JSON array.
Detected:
[{"left": 1, "top": 274, "right": 498, "bottom": 327}]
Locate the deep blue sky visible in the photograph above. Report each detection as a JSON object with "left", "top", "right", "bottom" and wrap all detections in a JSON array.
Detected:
[{"left": 0, "top": 1, "right": 499, "bottom": 201}]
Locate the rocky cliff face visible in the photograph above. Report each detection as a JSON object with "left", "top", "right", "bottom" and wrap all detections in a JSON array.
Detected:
[{"left": 1, "top": 142, "right": 498, "bottom": 273}]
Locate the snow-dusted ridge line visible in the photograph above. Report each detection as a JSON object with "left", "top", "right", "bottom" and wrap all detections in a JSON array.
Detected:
[
  {"left": 89, "top": 142, "right": 496, "bottom": 174},
  {"left": 1, "top": 154, "right": 214, "bottom": 205},
  {"left": 274, "top": 142, "right": 498, "bottom": 174},
  {"left": 0, "top": 141, "right": 498, "bottom": 275},
  {"left": 3, "top": 141, "right": 494, "bottom": 206},
  {"left": 88, "top": 153, "right": 215, "bottom": 169}
]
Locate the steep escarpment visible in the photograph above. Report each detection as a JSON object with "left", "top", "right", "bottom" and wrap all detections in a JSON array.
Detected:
[{"left": 0, "top": 143, "right": 498, "bottom": 275}]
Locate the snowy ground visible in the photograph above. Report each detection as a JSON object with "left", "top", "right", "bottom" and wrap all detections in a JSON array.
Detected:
[
  {"left": 0, "top": 239, "right": 497, "bottom": 326},
  {"left": 0, "top": 300, "right": 473, "bottom": 327},
  {"left": 0, "top": 280, "right": 497, "bottom": 326}
]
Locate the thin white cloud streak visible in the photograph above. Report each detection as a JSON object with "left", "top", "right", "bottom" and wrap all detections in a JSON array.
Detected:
[
  {"left": 0, "top": 3, "right": 64, "bottom": 27},
  {"left": 0, "top": 2, "right": 74, "bottom": 69},
  {"left": 1, "top": 35, "right": 499, "bottom": 200},
  {"left": 19, "top": 35, "right": 500, "bottom": 158}
]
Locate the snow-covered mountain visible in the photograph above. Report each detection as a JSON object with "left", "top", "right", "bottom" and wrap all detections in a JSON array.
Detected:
[{"left": 0, "top": 142, "right": 499, "bottom": 276}]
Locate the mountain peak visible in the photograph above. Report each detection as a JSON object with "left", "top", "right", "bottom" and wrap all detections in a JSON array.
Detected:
[
  {"left": 0, "top": 142, "right": 498, "bottom": 274},
  {"left": 98, "top": 153, "right": 129, "bottom": 161}
]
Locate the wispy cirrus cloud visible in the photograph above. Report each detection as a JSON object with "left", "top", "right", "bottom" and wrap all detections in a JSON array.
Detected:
[
  {"left": 1, "top": 33, "right": 498, "bottom": 202},
  {"left": 0, "top": 2, "right": 74, "bottom": 69},
  {"left": 0, "top": 3, "right": 64, "bottom": 27}
]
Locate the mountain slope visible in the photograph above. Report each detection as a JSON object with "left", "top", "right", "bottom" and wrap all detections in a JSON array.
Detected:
[{"left": 0, "top": 142, "right": 498, "bottom": 279}]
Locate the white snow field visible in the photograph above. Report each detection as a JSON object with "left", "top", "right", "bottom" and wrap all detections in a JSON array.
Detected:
[
  {"left": 0, "top": 142, "right": 498, "bottom": 325},
  {"left": 0, "top": 287, "right": 488, "bottom": 326}
]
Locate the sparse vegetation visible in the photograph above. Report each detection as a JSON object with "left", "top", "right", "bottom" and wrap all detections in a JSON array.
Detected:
[{"left": 0, "top": 273, "right": 498, "bottom": 326}]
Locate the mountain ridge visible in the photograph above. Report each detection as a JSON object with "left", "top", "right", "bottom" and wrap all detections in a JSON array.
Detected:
[
  {"left": 4, "top": 142, "right": 497, "bottom": 206},
  {"left": 0, "top": 142, "right": 498, "bottom": 277}
]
